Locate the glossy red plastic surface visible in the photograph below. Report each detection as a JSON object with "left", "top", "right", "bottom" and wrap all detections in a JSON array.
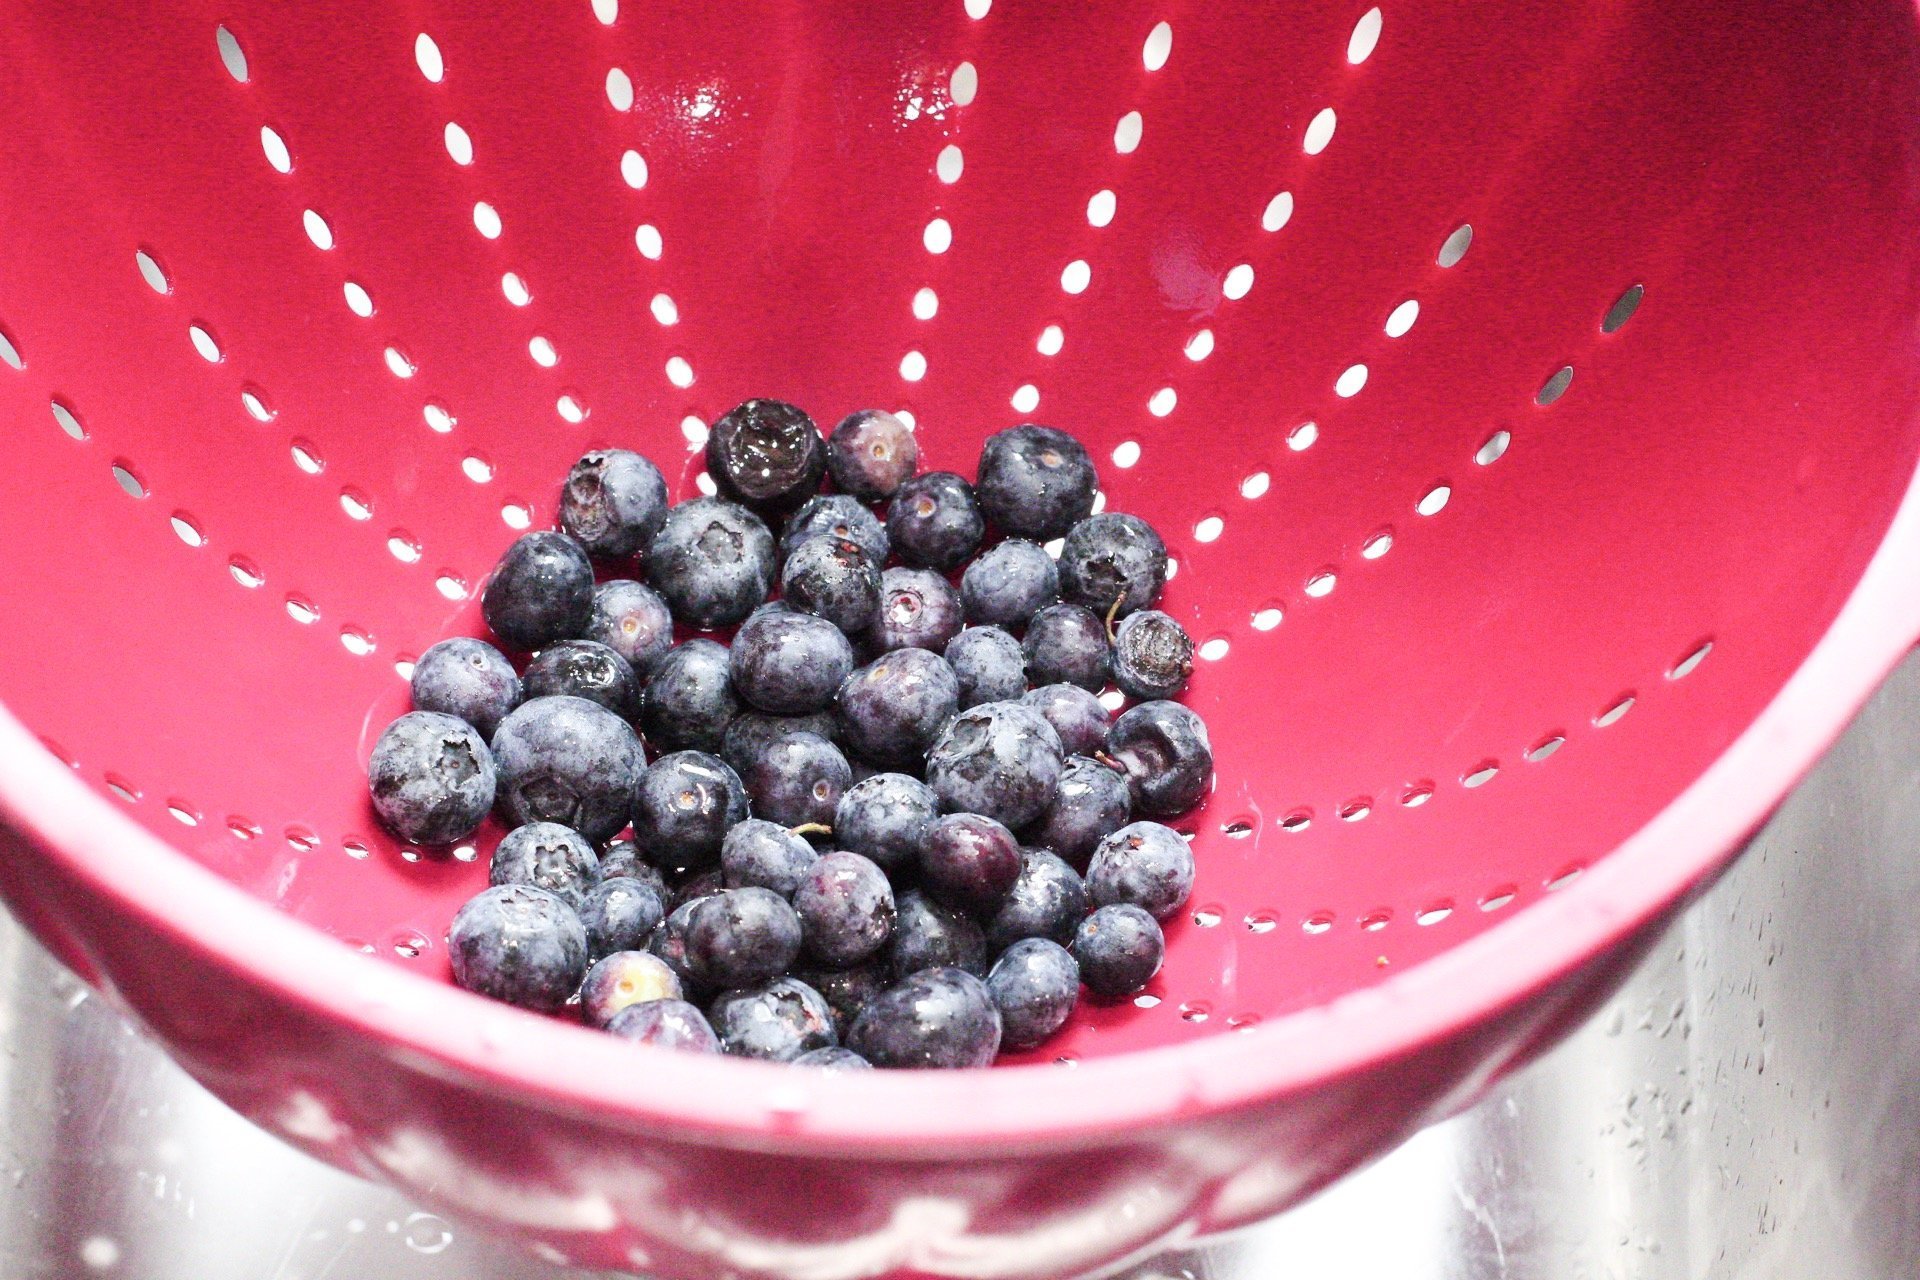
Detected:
[{"left": 1, "top": 0, "right": 1919, "bottom": 1274}]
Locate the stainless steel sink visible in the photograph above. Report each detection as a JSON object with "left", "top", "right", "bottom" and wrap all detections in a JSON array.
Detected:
[{"left": 7, "top": 649, "right": 1920, "bottom": 1279}]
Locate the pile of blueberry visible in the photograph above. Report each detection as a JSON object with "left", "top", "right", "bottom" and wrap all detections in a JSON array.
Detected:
[{"left": 367, "top": 400, "right": 1211, "bottom": 1069}]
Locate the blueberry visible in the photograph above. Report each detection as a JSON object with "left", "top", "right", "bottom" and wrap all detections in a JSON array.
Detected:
[
  {"left": 924, "top": 701, "right": 1064, "bottom": 829},
  {"left": 491, "top": 695, "right": 644, "bottom": 843},
  {"left": 960, "top": 539, "right": 1059, "bottom": 630},
  {"left": 645, "top": 497, "right": 776, "bottom": 630},
  {"left": 985, "top": 848, "right": 1088, "bottom": 951},
  {"left": 792, "top": 961, "right": 891, "bottom": 1039},
  {"left": 580, "top": 876, "right": 669, "bottom": 959},
  {"left": 1058, "top": 513, "right": 1167, "bottom": 619},
  {"left": 1072, "top": 904, "right": 1163, "bottom": 999},
  {"left": 792, "top": 1046, "right": 873, "bottom": 1071},
  {"left": 1087, "top": 821, "right": 1194, "bottom": 921},
  {"left": 448, "top": 884, "right": 587, "bottom": 1013},
  {"left": 730, "top": 610, "right": 856, "bottom": 715},
  {"left": 646, "top": 897, "right": 715, "bottom": 995},
  {"left": 721, "top": 819, "right": 820, "bottom": 899},
  {"left": 490, "top": 821, "right": 600, "bottom": 910},
  {"left": 710, "top": 977, "right": 838, "bottom": 1060},
  {"left": 409, "top": 638, "right": 521, "bottom": 738},
  {"left": 1028, "top": 754, "right": 1132, "bottom": 870},
  {"left": 368, "top": 711, "right": 496, "bottom": 844},
  {"left": 827, "top": 409, "right": 919, "bottom": 500},
  {"left": 669, "top": 867, "right": 727, "bottom": 910},
  {"left": 917, "top": 814, "right": 1019, "bottom": 917},
  {"left": 794, "top": 851, "right": 895, "bottom": 966},
  {"left": 606, "top": 998, "right": 720, "bottom": 1053},
  {"left": 482, "top": 531, "right": 594, "bottom": 651},
  {"left": 685, "top": 887, "right": 805, "bottom": 989},
  {"left": 867, "top": 567, "right": 964, "bottom": 654},
  {"left": 944, "top": 626, "right": 1028, "bottom": 709},
  {"left": 781, "top": 536, "right": 881, "bottom": 636},
  {"left": 834, "top": 772, "right": 939, "bottom": 876},
  {"left": 721, "top": 709, "right": 841, "bottom": 777},
  {"left": 585, "top": 580, "right": 675, "bottom": 677},
  {"left": 886, "top": 471, "right": 984, "bottom": 571},
  {"left": 597, "top": 838, "right": 659, "bottom": 890},
  {"left": 522, "top": 640, "right": 640, "bottom": 718},
  {"left": 560, "top": 448, "right": 669, "bottom": 557},
  {"left": 835, "top": 648, "right": 960, "bottom": 770},
  {"left": 890, "top": 890, "right": 988, "bottom": 978},
  {"left": 986, "top": 938, "right": 1080, "bottom": 1051},
  {"left": 1022, "top": 604, "right": 1110, "bottom": 692},
  {"left": 1111, "top": 610, "right": 1194, "bottom": 701},
  {"left": 1107, "top": 701, "right": 1213, "bottom": 817},
  {"left": 631, "top": 751, "right": 750, "bottom": 869},
  {"left": 976, "top": 425, "right": 1099, "bottom": 541},
  {"left": 640, "top": 639, "right": 741, "bottom": 753},
  {"left": 848, "top": 968, "right": 1002, "bottom": 1069},
  {"left": 706, "top": 399, "right": 827, "bottom": 515},
  {"left": 578, "top": 949, "right": 682, "bottom": 1026},
  {"left": 1020, "top": 684, "right": 1112, "bottom": 756},
  {"left": 737, "top": 731, "right": 850, "bottom": 829},
  {"left": 781, "top": 493, "right": 890, "bottom": 566}
]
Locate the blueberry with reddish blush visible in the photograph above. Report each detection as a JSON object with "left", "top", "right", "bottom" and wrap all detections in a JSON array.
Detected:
[
  {"left": 409, "top": 638, "right": 521, "bottom": 738},
  {"left": 867, "top": 567, "right": 964, "bottom": 654},
  {"left": 887, "top": 471, "right": 984, "bottom": 571},
  {"left": 585, "top": 579, "right": 674, "bottom": 677},
  {"left": 919, "top": 812, "right": 1023, "bottom": 915},
  {"left": 827, "top": 409, "right": 918, "bottom": 500}
]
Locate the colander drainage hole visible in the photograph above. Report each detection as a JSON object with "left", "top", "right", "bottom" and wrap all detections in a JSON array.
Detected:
[
  {"left": 1545, "top": 865, "right": 1584, "bottom": 891},
  {"left": 1400, "top": 782, "right": 1434, "bottom": 807},
  {"left": 285, "top": 826, "right": 319, "bottom": 853},
  {"left": 1191, "top": 906, "right": 1222, "bottom": 928},
  {"left": 170, "top": 513, "right": 204, "bottom": 548},
  {"left": 166, "top": 801, "right": 199, "bottom": 826},
  {"left": 227, "top": 817, "right": 261, "bottom": 840},
  {"left": 1437, "top": 224, "right": 1473, "bottom": 268},
  {"left": 228, "top": 556, "right": 263, "bottom": 589},
  {"left": 51, "top": 399, "right": 85, "bottom": 440},
  {"left": 1359, "top": 909, "right": 1391, "bottom": 932},
  {"left": 1462, "top": 761, "right": 1499, "bottom": 788},
  {"left": 1133, "top": 993, "right": 1161, "bottom": 1009},
  {"left": 1669, "top": 640, "right": 1713, "bottom": 679},
  {"left": 1244, "top": 912, "right": 1277, "bottom": 934},
  {"left": 1178, "top": 1002, "right": 1210, "bottom": 1023},
  {"left": 111, "top": 464, "right": 145, "bottom": 499},
  {"left": 134, "top": 249, "right": 169, "bottom": 294},
  {"left": 1480, "top": 886, "right": 1516, "bottom": 912},
  {"left": 1415, "top": 901, "right": 1454, "bottom": 926},
  {"left": 1279, "top": 809, "right": 1312, "bottom": 832},
  {"left": 1595, "top": 694, "right": 1635, "bottom": 727},
  {"left": 1525, "top": 734, "right": 1565, "bottom": 762},
  {"left": 1536, "top": 366, "right": 1573, "bottom": 406},
  {"left": 1302, "top": 912, "right": 1333, "bottom": 935},
  {"left": 104, "top": 777, "right": 139, "bottom": 804},
  {"left": 1603, "top": 284, "right": 1644, "bottom": 333}
]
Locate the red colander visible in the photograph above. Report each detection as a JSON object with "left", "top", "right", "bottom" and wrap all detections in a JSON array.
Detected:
[{"left": 2, "top": 0, "right": 1919, "bottom": 1275}]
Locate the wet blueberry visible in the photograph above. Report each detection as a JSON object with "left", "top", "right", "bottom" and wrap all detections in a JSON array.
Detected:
[
  {"left": 448, "top": 884, "right": 587, "bottom": 1014},
  {"left": 482, "top": 530, "right": 595, "bottom": 652},
  {"left": 606, "top": 998, "right": 721, "bottom": 1053},
  {"left": 1027, "top": 754, "right": 1133, "bottom": 871},
  {"left": 986, "top": 938, "right": 1080, "bottom": 1051},
  {"left": 710, "top": 977, "right": 838, "bottom": 1061},
  {"left": 597, "top": 838, "right": 663, "bottom": 892},
  {"left": 794, "top": 851, "right": 895, "bottom": 967},
  {"left": 369, "top": 711, "right": 496, "bottom": 845},
  {"left": 792, "top": 961, "right": 891, "bottom": 1039},
  {"left": 560, "top": 448, "right": 669, "bottom": 557},
  {"left": 827, "top": 409, "right": 918, "bottom": 501},
  {"left": 585, "top": 579, "right": 675, "bottom": 677},
  {"left": 1087, "top": 821, "right": 1195, "bottom": 921},
  {"left": 834, "top": 772, "right": 939, "bottom": 876},
  {"left": 645, "top": 497, "right": 776, "bottom": 630},
  {"left": 944, "top": 626, "right": 1028, "bottom": 708},
  {"left": 578, "top": 949, "right": 682, "bottom": 1026},
  {"left": 1058, "top": 512, "right": 1167, "bottom": 619},
  {"left": 720, "top": 819, "right": 820, "bottom": 899},
  {"left": 706, "top": 399, "right": 827, "bottom": 515},
  {"left": 985, "top": 848, "right": 1088, "bottom": 951},
  {"left": 960, "top": 539, "right": 1059, "bottom": 630},
  {"left": 886, "top": 471, "right": 984, "bottom": 571},
  {"left": 1072, "top": 904, "right": 1163, "bottom": 999},
  {"left": 925, "top": 701, "right": 1064, "bottom": 829},
  {"left": 835, "top": 647, "right": 959, "bottom": 771},
  {"left": 631, "top": 750, "right": 750, "bottom": 869},
  {"left": 640, "top": 639, "right": 741, "bottom": 754},
  {"left": 848, "top": 968, "right": 1002, "bottom": 1069},
  {"left": 579, "top": 876, "right": 669, "bottom": 959},
  {"left": 781, "top": 535, "right": 881, "bottom": 636},
  {"left": 522, "top": 640, "right": 640, "bottom": 718},
  {"left": 1020, "top": 683, "right": 1112, "bottom": 756},
  {"left": 490, "top": 820, "right": 599, "bottom": 911},
  {"left": 867, "top": 567, "right": 964, "bottom": 654},
  {"left": 889, "top": 890, "right": 989, "bottom": 978},
  {"left": 737, "top": 731, "right": 850, "bottom": 829},
  {"left": 1111, "top": 610, "right": 1194, "bottom": 701},
  {"left": 976, "top": 425, "right": 1099, "bottom": 542},
  {"left": 792, "top": 1045, "right": 873, "bottom": 1071},
  {"left": 409, "top": 637, "right": 521, "bottom": 738},
  {"left": 1107, "top": 700, "right": 1214, "bottom": 817},
  {"left": 491, "top": 695, "right": 644, "bottom": 843},
  {"left": 920, "top": 812, "right": 1024, "bottom": 916},
  {"left": 721, "top": 709, "right": 841, "bottom": 778},
  {"left": 670, "top": 867, "right": 727, "bottom": 911},
  {"left": 646, "top": 896, "right": 715, "bottom": 995},
  {"left": 781, "top": 493, "right": 890, "bottom": 566},
  {"left": 685, "top": 887, "right": 805, "bottom": 989},
  {"left": 730, "top": 610, "right": 856, "bottom": 715},
  {"left": 1022, "top": 604, "right": 1110, "bottom": 692}
]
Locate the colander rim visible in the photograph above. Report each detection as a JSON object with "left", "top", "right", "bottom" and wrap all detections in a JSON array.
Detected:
[{"left": 2, "top": 462, "right": 1917, "bottom": 1151}]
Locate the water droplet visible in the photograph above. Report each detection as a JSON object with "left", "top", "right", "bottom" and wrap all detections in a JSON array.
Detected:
[{"left": 403, "top": 1212, "right": 452, "bottom": 1254}]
